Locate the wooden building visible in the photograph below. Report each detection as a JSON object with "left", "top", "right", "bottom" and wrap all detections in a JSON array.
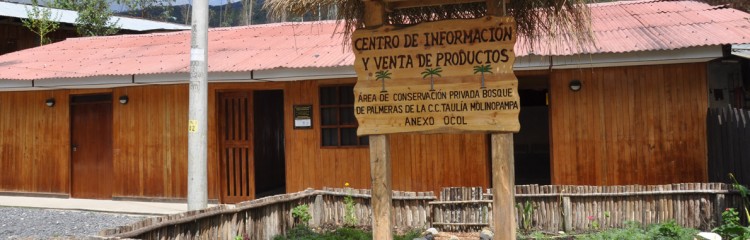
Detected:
[
  {"left": 0, "top": 1, "right": 188, "bottom": 55},
  {"left": 0, "top": 0, "right": 749, "bottom": 203}
]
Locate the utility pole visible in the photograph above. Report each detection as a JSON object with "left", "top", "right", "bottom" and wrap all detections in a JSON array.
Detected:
[{"left": 187, "top": 0, "right": 209, "bottom": 211}]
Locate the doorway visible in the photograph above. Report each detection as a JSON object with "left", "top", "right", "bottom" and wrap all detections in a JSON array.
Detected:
[
  {"left": 218, "top": 90, "right": 286, "bottom": 203},
  {"left": 253, "top": 90, "right": 286, "bottom": 199},
  {"left": 514, "top": 76, "right": 551, "bottom": 185},
  {"left": 70, "top": 94, "right": 113, "bottom": 199}
]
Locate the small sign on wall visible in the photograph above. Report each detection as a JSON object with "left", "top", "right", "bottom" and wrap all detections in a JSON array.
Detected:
[{"left": 293, "top": 105, "right": 313, "bottom": 129}]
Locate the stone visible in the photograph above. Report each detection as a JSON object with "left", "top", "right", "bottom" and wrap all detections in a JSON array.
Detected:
[
  {"left": 696, "top": 232, "right": 721, "bottom": 240},
  {"left": 480, "top": 227, "right": 494, "bottom": 240}
]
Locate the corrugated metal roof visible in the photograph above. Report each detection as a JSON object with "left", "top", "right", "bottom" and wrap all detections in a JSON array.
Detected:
[
  {"left": 0, "top": 22, "right": 351, "bottom": 80},
  {"left": 0, "top": 1, "right": 189, "bottom": 31},
  {"left": 522, "top": 0, "right": 750, "bottom": 56},
  {"left": 1, "top": 0, "right": 749, "bottom": 81}
]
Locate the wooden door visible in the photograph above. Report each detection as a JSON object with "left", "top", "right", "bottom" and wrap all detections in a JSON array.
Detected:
[
  {"left": 218, "top": 92, "right": 254, "bottom": 203},
  {"left": 70, "top": 94, "right": 113, "bottom": 199}
]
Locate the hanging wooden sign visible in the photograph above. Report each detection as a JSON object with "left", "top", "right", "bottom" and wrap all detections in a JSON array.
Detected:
[{"left": 353, "top": 16, "right": 520, "bottom": 135}]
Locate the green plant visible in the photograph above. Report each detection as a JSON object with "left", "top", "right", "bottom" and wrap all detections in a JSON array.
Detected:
[
  {"left": 344, "top": 182, "right": 358, "bottom": 226},
  {"left": 421, "top": 67, "right": 443, "bottom": 91},
  {"left": 53, "top": 0, "right": 120, "bottom": 36},
  {"left": 234, "top": 234, "right": 248, "bottom": 240},
  {"left": 473, "top": 64, "right": 492, "bottom": 88},
  {"left": 729, "top": 173, "right": 750, "bottom": 221},
  {"left": 292, "top": 204, "right": 312, "bottom": 225},
  {"left": 579, "top": 221, "right": 647, "bottom": 240},
  {"left": 271, "top": 225, "right": 422, "bottom": 240},
  {"left": 272, "top": 225, "right": 319, "bottom": 240},
  {"left": 587, "top": 215, "right": 600, "bottom": 231},
  {"left": 646, "top": 220, "right": 698, "bottom": 240},
  {"left": 516, "top": 200, "right": 535, "bottom": 233},
  {"left": 22, "top": 0, "right": 60, "bottom": 46},
  {"left": 581, "top": 220, "right": 698, "bottom": 240},
  {"left": 374, "top": 70, "right": 391, "bottom": 93},
  {"left": 713, "top": 208, "right": 750, "bottom": 239}
]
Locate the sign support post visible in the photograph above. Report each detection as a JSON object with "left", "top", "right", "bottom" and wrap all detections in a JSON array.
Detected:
[
  {"left": 370, "top": 134, "right": 392, "bottom": 240},
  {"left": 363, "top": 2, "right": 393, "bottom": 240},
  {"left": 492, "top": 133, "right": 515, "bottom": 238},
  {"left": 489, "top": 1, "right": 516, "bottom": 238}
]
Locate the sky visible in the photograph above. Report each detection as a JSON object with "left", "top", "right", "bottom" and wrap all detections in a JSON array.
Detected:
[
  {"left": 110, "top": 0, "right": 241, "bottom": 12},
  {"left": 2, "top": 0, "right": 239, "bottom": 12}
]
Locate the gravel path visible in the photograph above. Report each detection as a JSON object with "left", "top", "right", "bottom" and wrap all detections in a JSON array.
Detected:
[{"left": 0, "top": 207, "right": 147, "bottom": 239}]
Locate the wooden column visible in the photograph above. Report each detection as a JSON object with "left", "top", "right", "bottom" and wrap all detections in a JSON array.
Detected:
[
  {"left": 492, "top": 133, "right": 516, "bottom": 238},
  {"left": 364, "top": 1, "right": 391, "bottom": 240}
]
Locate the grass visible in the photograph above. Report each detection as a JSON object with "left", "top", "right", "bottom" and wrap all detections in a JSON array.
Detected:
[{"left": 575, "top": 220, "right": 698, "bottom": 240}]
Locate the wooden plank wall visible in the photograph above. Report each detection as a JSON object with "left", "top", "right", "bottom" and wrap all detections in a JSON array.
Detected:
[
  {"left": 549, "top": 63, "right": 709, "bottom": 185},
  {"left": 213, "top": 79, "right": 490, "bottom": 197},
  {"left": 0, "top": 79, "right": 488, "bottom": 200},
  {"left": 0, "top": 90, "right": 70, "bottom": 194},
  {"left": 112, "top": 85, "right": 205, "bottom": 199}
]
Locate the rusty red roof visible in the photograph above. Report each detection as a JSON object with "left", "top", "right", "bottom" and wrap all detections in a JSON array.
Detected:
[
  {"left": 1, "top": 0, "right": 749, "bottom": 81},
  {"left": 519, "top": 0, "right": 750, "bottom": 55}
]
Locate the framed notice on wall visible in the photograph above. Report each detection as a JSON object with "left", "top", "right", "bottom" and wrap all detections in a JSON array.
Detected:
[{"left": 293, "top": 105, "right": 313, "bottom": 129}]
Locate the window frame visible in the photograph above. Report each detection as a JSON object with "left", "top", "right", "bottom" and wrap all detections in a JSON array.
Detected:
[{"left": 319, "top": 84, "right": 369, "bottom": 148}]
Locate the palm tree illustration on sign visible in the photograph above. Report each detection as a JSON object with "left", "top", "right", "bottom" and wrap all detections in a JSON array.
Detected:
[
  {"left": 421, "top": 67, "right": 443, "bottom": 91},
  {"left": 375, "top": 70, "right": 391, "bottom": 93},
  {"left": 473, "top": 64, "right": 492, "bottom": 89}
]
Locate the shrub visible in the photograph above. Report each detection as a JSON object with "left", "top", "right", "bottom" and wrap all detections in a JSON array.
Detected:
[
  {"left": 646, "top": 220, "right": 697, "bottom": 240},
  {"left": 713, "top": 208, "right": 750, "bottom": 239},
  {"left": 292, "top": 204, "right": 312, "bottom": 225},
  {"left": 343, "top": 182, "right": 358, "bottom": 226}
]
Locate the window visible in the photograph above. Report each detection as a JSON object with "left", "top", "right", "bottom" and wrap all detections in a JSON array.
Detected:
[{"left": 320, "top": 85, "right": 369, "bottom": 147}]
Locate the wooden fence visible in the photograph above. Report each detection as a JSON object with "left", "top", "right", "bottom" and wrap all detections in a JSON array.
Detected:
[
  {"left": 102, "top": 184, "right": 744, "bottom": 239},
  {"left": 430, "top": 184, "right": 744, "bottom": 233},
  {"left": 100, "top": 188, "right": 435, "bottom": 240},
  {"left": 430, "top": 187, "right": 490, "bottom": 232},
  {"left": 708, "top": 106, "right": 750, "bottom": 186}
]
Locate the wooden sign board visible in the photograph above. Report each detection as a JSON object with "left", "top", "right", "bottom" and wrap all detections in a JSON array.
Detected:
[{"left": 353, "top": 16, "right": 520, "bottom": 135}]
